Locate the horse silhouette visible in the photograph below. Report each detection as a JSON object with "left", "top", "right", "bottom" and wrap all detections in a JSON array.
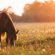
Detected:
[{"left": 0, "top": 11, "right": 18, "bottom": 47}]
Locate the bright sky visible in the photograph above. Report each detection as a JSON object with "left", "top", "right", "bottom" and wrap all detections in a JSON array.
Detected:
[{"left": 0, "top": 0, "right": 55, "bottom": 16}]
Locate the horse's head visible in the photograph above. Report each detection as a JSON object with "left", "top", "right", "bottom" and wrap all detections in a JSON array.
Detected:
[{"left": 16, "top": 30, "right": 19, "bottom": 34}]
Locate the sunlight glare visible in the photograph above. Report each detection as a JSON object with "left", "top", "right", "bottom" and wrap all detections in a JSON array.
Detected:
[
  {"left": 0, "top": 0, "right": 55, "bottom": 16},
  {"left": 0, "top": 0, "right": 35, "bottom": 16}
]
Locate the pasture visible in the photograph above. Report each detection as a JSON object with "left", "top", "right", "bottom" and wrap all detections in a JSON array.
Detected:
[{"left": 0, "top": 22, "right": 55, "bottom": 55}]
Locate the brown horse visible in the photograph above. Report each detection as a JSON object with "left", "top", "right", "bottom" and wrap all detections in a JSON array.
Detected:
[{"left": 0, "top": 11, "right": 18, "bottom": 47}]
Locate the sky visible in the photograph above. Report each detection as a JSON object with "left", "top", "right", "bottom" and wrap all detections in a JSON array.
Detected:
[{"left": 0, "top": 0, "right": 55, "bottom": 16}]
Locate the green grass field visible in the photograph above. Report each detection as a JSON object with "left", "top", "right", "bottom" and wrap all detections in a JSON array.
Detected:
[{"left": 0, "top": 23, "right": 55, "bottom": 55}]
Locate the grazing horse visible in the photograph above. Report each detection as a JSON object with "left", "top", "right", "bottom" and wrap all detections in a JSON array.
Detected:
[{"left": 0, "top": 11, "right": 18, "bottom": 47}]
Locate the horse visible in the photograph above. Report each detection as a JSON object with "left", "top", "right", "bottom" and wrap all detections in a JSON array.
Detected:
[{"left": 0, "top": 11, "right": 18, "bottom": 47}]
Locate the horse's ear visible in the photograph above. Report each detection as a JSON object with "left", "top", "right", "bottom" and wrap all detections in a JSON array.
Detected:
[{"left": 16, "top": 30, "right": 19, "bottom": 34}]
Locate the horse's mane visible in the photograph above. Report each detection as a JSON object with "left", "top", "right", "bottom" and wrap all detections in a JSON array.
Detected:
[
  {"left": 0, "top": 10, "right": 14, "bottom": 26},
  {"left": 1, "top": 10, "right": 12, "bottom": 21}
]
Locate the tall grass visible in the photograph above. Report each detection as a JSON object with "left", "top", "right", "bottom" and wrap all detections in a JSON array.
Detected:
[{"left": 0, "top": 23, "right": 55, "bottom": 55}]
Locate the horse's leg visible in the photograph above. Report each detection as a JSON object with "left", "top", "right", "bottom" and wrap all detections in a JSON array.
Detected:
[
  {"left": 0, "top": 34, "right": 1, "bottom": 43},
  {"left": 6, "top": 37, "right": 8, "bottom": 47},
  {"left": 10, "top": 38, "right": 15, "bottom": 46},
  {"left": 0, "top": 33, "right": 1, "bottom": 47},
  {"left": 13, "top": 40, "right": 16, "bottom": 47},
  {"left": 6, "top": 34, "right": 11, "bottom": 47}
]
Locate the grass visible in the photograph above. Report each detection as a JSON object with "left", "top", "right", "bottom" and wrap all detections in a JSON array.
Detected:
[
  {"left": 0, "top": 37, "right": 55, "bottom": 55},
  {"left": 1, "top": 23, "right": 55, "bottom": 55}
]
